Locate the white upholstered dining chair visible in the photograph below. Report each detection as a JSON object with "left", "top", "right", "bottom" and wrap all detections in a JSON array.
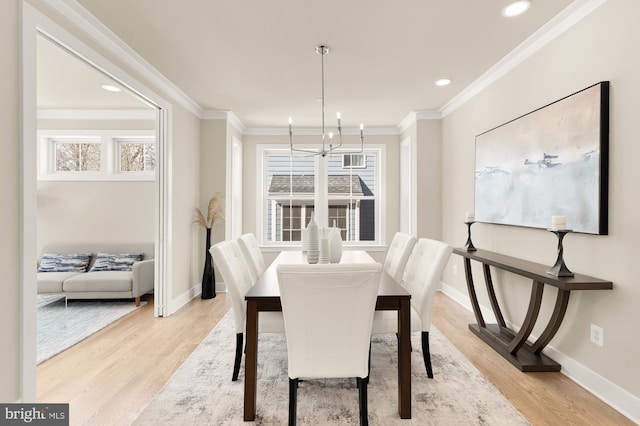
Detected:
[
  {"left": 210, "top": 240, "right": 284, "bottom": 381},
  {"left": 237, "top": 233, "right": 266, "bottom": 284},
  {"left": 383, "top": 232, "right": 417, "bottom": 283},
  {"left": 372, "top": 238, "right": 452, "bottom": 378},
  {"left": 276, "top": 263, "right": 383, "bottom": 426}
]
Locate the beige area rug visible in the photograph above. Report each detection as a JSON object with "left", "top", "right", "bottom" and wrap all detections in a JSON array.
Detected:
[{"left": 134, "top": 311, "right": 530, "bottom": 425}]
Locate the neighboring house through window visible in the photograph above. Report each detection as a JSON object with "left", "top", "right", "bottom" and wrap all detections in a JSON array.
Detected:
[{"left": 261, "top": 147, "right": 382, "bottom": 246}]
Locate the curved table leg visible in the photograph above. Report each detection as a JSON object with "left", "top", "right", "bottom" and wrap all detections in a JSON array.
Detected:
[
  {"left": 463, "top": 258, "right": 485, "bottom": 328},
  {"left": 507, "top": 280, "right": 544, "bottom": 354},
  {"left": 530, "top": 289, "right": 571, "bottom": 354},
  {"left": 483, "top": 264, "right": 507, "bottom": 329}
]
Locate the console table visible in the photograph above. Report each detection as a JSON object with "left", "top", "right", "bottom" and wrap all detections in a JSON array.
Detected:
[{"left": 453, "top": 248, "right": 612, "bottom": 372}]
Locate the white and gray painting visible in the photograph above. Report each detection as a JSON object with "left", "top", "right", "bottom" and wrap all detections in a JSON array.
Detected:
[{"left": 474, "top": 83, "right": 606, "bottom": 234}]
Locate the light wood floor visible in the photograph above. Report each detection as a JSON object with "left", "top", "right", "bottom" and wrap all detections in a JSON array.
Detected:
[{"left": 37, "top": 292, "right": 633, "bottom": 425}]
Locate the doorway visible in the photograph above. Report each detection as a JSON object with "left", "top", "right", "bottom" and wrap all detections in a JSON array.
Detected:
[{"left": 21, "top": 2, "right": 170, "bottom": 401}]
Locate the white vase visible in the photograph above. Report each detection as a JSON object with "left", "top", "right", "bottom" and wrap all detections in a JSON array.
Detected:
[
  {"left": 319, "top": 238, "right": 330, "bottom": 264},
  {"left": 301, "top": 227, "right": 309, "bottom": 253},
  {"left": 306, "top": 212, "right": 319, "bottom": 264},
  {"left": 328, "top": 220, "right": 343, "bottom": 263}
]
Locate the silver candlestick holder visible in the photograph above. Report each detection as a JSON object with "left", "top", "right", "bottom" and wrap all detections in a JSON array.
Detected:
[
  {"left": 464, "top": 221, "right": 476, "bottom": 251},
  {"left": 547, "top": 229, "right": 574, "bottom": 277}
]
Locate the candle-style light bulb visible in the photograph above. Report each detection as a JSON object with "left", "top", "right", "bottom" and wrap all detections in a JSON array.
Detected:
[
  {"left": 360, "top": 123, "right": 364, "bottom": 137},
  {"left": 288, "top": 117, "right": 293, "bottom": 125}
]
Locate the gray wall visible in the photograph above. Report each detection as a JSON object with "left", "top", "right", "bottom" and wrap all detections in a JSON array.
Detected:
[{"left": 438, "top": 0, "right": 640, "bottom": 402}]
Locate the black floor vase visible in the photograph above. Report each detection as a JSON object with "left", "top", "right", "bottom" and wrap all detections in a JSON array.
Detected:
[{"left": 201, "top": 227, "right": 216, "bottom": 299}]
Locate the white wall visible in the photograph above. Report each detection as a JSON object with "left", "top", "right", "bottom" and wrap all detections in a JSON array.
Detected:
[
  {"left": 36, "top": 119, "right": 156, "bottom": 254},
  {"left": 1, "top": 0, "right": 21, "bottom": 403},
  {"left": 37, "top": 180, "right": 155, "bottom": 252},
  {"left": 439, "top": 0, "right": 640, "bottom": 407},
  {"left": 198, "top": 119, "right": 227, "bottom": 284}
]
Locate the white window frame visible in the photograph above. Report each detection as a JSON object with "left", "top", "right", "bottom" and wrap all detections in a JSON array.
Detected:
[
  {"left": 342, "top": 153, "right": 367, "bottom": 169},
  {"left": 38, "top": 129, "right": 156, "bottom": 181},
  {"left": 257, "top": 144, "right": 385, "bottom": 249}
]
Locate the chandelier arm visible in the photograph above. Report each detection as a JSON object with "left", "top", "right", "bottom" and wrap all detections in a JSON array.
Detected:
[
  {"left": 320, "top": 46, "right": 326, "bottom": 153},
  {"left": 288, "top": 45, "right": 365, "bottom": 157}
]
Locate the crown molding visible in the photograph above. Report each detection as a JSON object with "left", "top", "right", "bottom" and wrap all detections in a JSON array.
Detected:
[
  {"left": 37, "top": 109, "right": 156, "bottom": 120},
  {"left": 440, "top": 0, "right": 608, "bottom": 117},
  {"left": 201, "top": 110, "right": 247, "bottom": 134},
  {"left": 48, "top": 0, "right": 204, "bottom": 117},
  {"left": 47, "top": 0, "right": 608, "bottom": 133},
  {"left": 398, "top": 112, "right": 416, "bottom": 134}
]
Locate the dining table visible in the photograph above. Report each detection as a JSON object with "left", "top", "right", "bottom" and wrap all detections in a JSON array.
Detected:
[{"left": 243, "top": 250, "right": 412, "bottom": 421}]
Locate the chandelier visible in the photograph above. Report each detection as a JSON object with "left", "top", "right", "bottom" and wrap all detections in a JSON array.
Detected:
[{"left": 288, "top": 45, "right": 364, "bottom": 157}]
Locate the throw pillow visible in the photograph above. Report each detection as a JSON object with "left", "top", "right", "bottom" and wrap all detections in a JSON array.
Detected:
[
  {"left": 89, "top": 252, "right": 144, "bottom": 272},
  {"left": 38, "top": 253, "right": 92, "bottom": 273}
]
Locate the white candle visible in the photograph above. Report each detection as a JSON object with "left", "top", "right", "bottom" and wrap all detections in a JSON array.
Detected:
[
  {"left": 551, "top": 215, "right": 566, "bottom": 230},
  {"left": 466, "top": 212, "right": 475, "bottom": 222}
]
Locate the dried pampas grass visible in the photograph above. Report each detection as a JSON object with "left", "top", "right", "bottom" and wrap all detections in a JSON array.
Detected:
[{"left": 193, "top": 192, "right": 225, "bottom": 229}]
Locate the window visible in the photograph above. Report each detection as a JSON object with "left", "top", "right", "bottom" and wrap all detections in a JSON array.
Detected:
[
  {"left": 261, "top": 146, "right": 382, "bottom": 246},
  {"left": 118, "top": 139, "right": 156, "bottom": 172},
  {"left": 38, "top": 130, "right": 155, "bottom": 180},
  {"left": 342, "top": 153, "right": 366, "bottom": 169},
  {"left": 54, "top": 139, "right": 101, "bottom": 172}
]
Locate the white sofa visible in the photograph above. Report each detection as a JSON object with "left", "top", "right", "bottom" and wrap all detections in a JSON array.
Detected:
[{"left": 37, "top": 243, "right": 154, "bottom": 307}]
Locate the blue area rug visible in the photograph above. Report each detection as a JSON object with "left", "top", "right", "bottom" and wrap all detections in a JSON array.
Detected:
[{"left": 37, "top": 297, "right": 145, "bottom": 364}]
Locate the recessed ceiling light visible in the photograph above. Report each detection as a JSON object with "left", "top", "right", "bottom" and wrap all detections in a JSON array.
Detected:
[
  {"left": 435, "top": 78, "right": 451, "bottom": 87},
  {"left": 101, "top": 84, "right": 122, "bottom": 92},
  {"left": 502, "top": 1, "right": 531, "bottom": 17}
]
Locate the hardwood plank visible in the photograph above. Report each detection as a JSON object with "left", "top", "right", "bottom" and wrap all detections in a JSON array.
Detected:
[
  {"left": 431, "top": 292, "right": 633, "bottom": 425},
  {"left": 37, "top": 294, "right": 231, "bottom": 426},
  {"left": 37, "top": 291, "right": 633, "bottom": 425}
]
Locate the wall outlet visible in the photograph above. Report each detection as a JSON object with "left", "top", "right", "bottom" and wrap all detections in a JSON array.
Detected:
[
  {"left": 590, "top": 323, "right": 604, "bottom": 347},
  {"left": 452, "top": 265, "right": 458, "bottom": 276}
]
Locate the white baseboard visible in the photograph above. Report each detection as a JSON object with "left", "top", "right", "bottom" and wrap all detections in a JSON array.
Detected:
[{"left": 440, "top": 282, "right": 640, "bottom": 424}]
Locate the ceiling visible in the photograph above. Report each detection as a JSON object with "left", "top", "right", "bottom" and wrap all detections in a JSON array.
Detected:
[
  {"left": 37, "top": 35, "right": 151, "bottom": 110},
  {"left": 39, "top": 0, "right": 577, "bottom": 129}
]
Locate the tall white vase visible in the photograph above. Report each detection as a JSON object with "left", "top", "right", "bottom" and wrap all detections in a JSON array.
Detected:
[
  {"left": 328, "top": 220, "right": 343, "bottom": 263},
  {"left": 306, "top": 212, "right": 319, "bottom": 264}
]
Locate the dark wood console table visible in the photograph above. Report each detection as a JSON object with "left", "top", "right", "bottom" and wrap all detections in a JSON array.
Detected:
[{"left": 453, "top": 248, "right": 612, "bottom": 372}]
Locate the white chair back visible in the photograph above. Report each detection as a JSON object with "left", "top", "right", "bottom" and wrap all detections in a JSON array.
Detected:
[
  {"left": 403, "top": 238, "right": 453, "bottom": 330},
  {"left": 210, "top": 240, "right": 254, "bottom": 333},
  {"left": 237, "top": 233, "right": 266, "bottom": 283},
  {"left": 277, "top": 263, "right": 382, "bottom": 380},
  {"left": 383, "top": 232, "right": 417, "bottom": 283}
]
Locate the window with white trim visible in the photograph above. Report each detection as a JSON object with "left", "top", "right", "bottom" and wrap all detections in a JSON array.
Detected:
[
  {"left": 342, "top": 153, "right": 366, "bottom": 169},
  {"left": 53, "top": 138, "right": 101, "bottom": 172},
  {"left": 38, "top": 130, "right": 155, "bottom": 180},
  {"left": 117, "top": 139, "right": 156, "bottom": 173},
  {"left": 261, "top": 146, "right": 382, "bottom": 246}
]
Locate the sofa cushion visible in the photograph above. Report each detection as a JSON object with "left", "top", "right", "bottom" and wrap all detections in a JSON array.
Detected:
[
  {"left": 38, "top": 253, "right": 92, "bottom": 273},
  {"left": 37, "top": 272, "right": 82, "bottom": 293},
  {"left": 89, "top": 252, "right": 144, "bottom": 272},
  {"left": 63, "top": 271, "right": 133, "bottom": 293}
]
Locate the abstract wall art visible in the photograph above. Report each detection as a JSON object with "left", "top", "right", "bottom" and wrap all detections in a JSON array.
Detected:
[{"left": 474, "top": 81, "right": 609, "bottom": 235}]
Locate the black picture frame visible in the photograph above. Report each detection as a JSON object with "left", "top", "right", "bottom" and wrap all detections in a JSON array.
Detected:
[{"left": 474, "top": 81, "right": 609, "bottom": 235}]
